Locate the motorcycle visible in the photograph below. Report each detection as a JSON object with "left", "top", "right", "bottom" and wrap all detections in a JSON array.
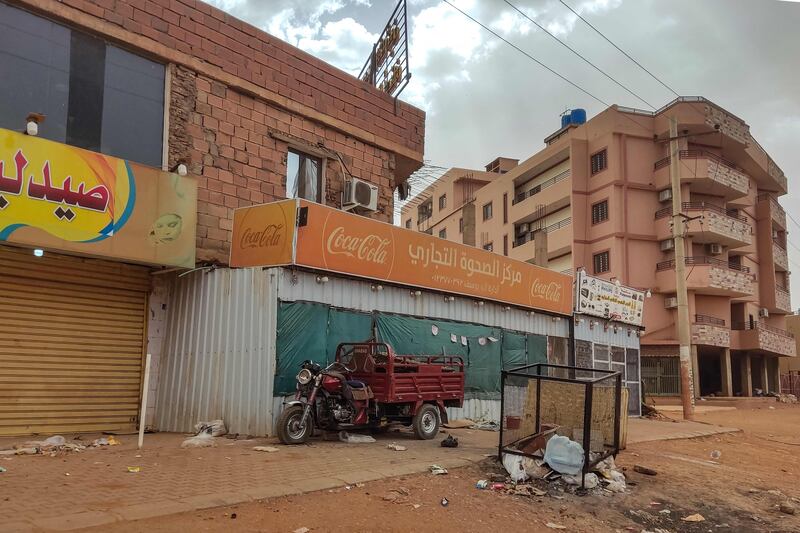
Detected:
[{"left": 277, "top": 358, "right": 375, "bottom": 445}]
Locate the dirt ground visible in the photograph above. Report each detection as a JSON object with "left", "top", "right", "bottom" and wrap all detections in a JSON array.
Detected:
[{"left": 79, "top": 404, "right": 800, "bottom": 533}]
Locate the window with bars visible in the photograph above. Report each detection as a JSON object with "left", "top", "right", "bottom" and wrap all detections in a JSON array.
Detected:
[
  {"left": 590, "top": 149, "right": 608, "bottom": 175},
  {"left": 439, "top": 194, "right": 447, "bottom": 210},
  {"left": 591, "top": 200, "right": 609, "bottom": 224},
  {"left": 438, "top": 228, "right": 447, "bottom": 239},
  {"left": 593, "top": 251, "right": 610, "bottom": 274},
  {"left": 482, "top": 202, "right": 493, "bottom": 221}
]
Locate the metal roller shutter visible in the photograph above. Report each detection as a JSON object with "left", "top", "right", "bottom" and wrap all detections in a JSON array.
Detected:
[{"left": 0, "top": 245, "right": 150, "bottom": 436}]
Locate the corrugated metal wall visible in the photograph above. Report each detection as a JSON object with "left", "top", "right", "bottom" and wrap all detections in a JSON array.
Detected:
[
  {"left": 273, "top": 268, "right": 569, "bottom": 338},
  {"left": 155, "top": 268, "right": 278, "bottom": 436},
  {"left": 574, "top": 315, "right": 641, "bottom": 348}
]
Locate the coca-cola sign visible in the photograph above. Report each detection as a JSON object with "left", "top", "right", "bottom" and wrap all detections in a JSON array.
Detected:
[
  {"left": 240, "top": 223, "right": 283, "bottom": 249},
  {"left": 325, "top": 226, "right": 390, "bottom": 265}
]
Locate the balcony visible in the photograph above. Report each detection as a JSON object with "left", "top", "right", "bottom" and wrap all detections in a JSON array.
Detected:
[
  {"left": 654, "top": 151, "right": 749, "bottom": 200},
  {"left": 656, "top": 256, "right": 754, "bottom": 297},
  {"left": 776, "top": 286, "right": 792, "bottom": 314},
  {"left": 510, "top": 218, "right": 572, "bottom": 263},
  {"left": 731, "top": 322, "right": 796, "bottom": 357},
  {"left": 654, "top": 202, "right": 752, "bottom": 248},
  {"left": 773, "top": 240, "right": 789, "bottom": 271},
  {"left": 510, "top": 170, "right": 571, "bottom": 224},
  {"left": 691, "top": 314, "right": 730, "bottom": 347},
  {"left": 757, "top": 193, "right": 786, "bottom": 229}
]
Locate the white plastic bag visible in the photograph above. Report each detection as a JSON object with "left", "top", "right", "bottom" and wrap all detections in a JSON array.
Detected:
[
  {"left": 544, "top": 435, "right": 585, "bottom": 475},
  {"left": 181, "top": 433, "right": 217, "bottom": 448},
  {"left": 193, "top": 420, "right": 227, "bottom": 437},
  {"left": 563, "top": 472, "right": 599, "bottom": 488},
  {"left": 338, "top": 431, "right": 376, "bottom": 443},
  {"left": 502, "top": 453, "right": 535, "bottom": 483}
]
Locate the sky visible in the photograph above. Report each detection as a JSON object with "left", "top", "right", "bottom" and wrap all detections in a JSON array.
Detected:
[{"left": 205, "top": 0, "right": 800, "bottom": 306}]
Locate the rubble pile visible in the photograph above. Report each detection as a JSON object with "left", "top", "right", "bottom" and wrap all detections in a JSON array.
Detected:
[{"left": 0, "top": 435, "right": 120, "bottom": 457}]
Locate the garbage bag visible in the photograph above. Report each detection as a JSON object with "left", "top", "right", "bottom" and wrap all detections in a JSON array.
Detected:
[
  {"left": 544, "top": 435, "right": 585, "bottom": 475},
  {"left": 181, "top": 433, "right": 217, "bottom": 448},
  {"left": 193, "top": 420, "right": 227, "bottom": 437},
  {"left": 563, "top": 472, "right": 599, "bottom": 488},
  {"left": 502, "top": 453, "right": 535, "bottom": 483}
]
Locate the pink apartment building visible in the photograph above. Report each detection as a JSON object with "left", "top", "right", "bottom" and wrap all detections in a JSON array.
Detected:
[{"left": 401, "top": 97, "right": 794, "bottom": 399}]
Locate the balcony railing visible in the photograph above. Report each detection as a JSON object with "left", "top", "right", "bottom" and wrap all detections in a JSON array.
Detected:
[
  {"left": 656, "top": 256, "right": 751, "bottom": 273},
  {"left": 773, "top": 238, "right": 787, "bottom": 251},
  {"left": 654, "top": 202, "right": 747, "bottom": 222},
  {"left": 694, "top": 314, "right": 726, "bottom": 327},
  {"left": 732, "top": 321, "right": 794, "bottom": 338},
  {"left": 654, "top": 150, "right": 743, "bottom": 172},
  {"left": 513, "top": 218, "right": 572, "bottom": 248},
  {"left": 512, "top": 170, "right": 570, "bottom": 205}
]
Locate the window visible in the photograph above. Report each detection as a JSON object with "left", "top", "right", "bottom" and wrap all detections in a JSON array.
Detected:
[
  {"left": 405, "top": 219, "right": 412, "bottom": 229},
  {"left": 286, "top": 149, "right": 322, "bottom": 202},
  {"left": 438, "top": 194, "right": 447, "bottom": 210},
  {"left": 482, "top": 202, "right": 493, "bottom": 221},
  {"left": 438, "top": 228, "right": 447, "bottom": 239},
  {"left": 591, "top": 200, "right": 609, "bottom": 224},
  {"left": 503, "top": 193, "right": 508, "bottom": 224},
  {"left": 459, "top": 218, "right": 464, "bottom": 234},
  {"left": 418, "top": 200, "right": 433, "bottom": 223},
  {"left": 593, "top": 251, "right": 610, "bottom": 274},
  {"left": 590, "top": 149, "right": 608, "bottom": 175},
  {"left": 0, "top": 3, "right": 165, "bottom": 166},
  {"left": 503, "top": 235, "right": 508, "bottom": 256},
  {"left": 483, "top": 242, "right": 493, "bottom": 252}
]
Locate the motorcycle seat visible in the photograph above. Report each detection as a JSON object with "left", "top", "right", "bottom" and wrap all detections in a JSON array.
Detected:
[{"left": 347, "top": 380, "right": 367, "bottom": 389}]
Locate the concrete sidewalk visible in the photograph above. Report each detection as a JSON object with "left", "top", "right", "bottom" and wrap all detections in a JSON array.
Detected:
[
  {"left": 0, "top": 429, "right": 496, "bottom": 532},
  {"left": 627, "top": 417, "right": 740, "bottom": 444}
]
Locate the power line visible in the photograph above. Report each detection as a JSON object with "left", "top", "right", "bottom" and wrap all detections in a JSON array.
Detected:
[
  {"left": 502, "top": 0, "right": 656, "bottom": 110},
  {"left": 558, "top": 0, "right": 680, "bottom": 98},
  {"left": 441, "top": 0, "right": 612, "bottom": 108}
]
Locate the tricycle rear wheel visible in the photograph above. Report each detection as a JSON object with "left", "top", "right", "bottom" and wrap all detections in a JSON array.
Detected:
[
  {"left": 277, "top": 404, "right": 313, "bottom": 445},
  {"left": 412, "top": 404, "right": 440, "bottom": 440}
]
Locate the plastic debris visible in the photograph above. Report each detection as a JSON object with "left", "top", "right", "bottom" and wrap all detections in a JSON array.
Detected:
[
  {"left": 387, "top": 443, "right": 407, "bottom": 451},
  {"left": 508, "top": 484, "right": 547, "bottom": 497},
  {"left": 545, "top": 522, "right": 567, "bottom": 529},
  {"left": 563, "top": 472, "right": 599, "bottom": 489},
  {"left": 502, "top": 453, "right": 535, "bottom": 482},
  {"left": 544, "top": 435, "right": 585, "bottom": 475},
  {"left": 710, "top": 450, "right": 721, "bottom": 460},
  {"left": 194, "top": 419, "right": 227, "bottom": 437},
  {"left": 681, "top": 513, "right": 705, "bottom": 522},
  {"left": 476, "top": 479, "right": 489, "bottom": 489},
  {"left": 127, "top": 466, "right": 141, "bottom": 473},
  {"left": 253, "top": 446, "right": 279, "bottom": 453},
  {"left": 338, "top": 431, "right": 376, "bottom": 443},
  {"left": 440, "top": 434, "right": 459, "bottom": 448},
  {"left": 0, "top": 466, "right": 6, "bottom": 473},
  {"left": 383, "top": 487, "right": 410, "bottom": 503},
  {"left": 181, "top": 433, "right": 217, "bottom": 448},
  {"left": 430, "top": 464, "right": 448, "bottom": 475},
  {"left": 294, "top": 528, "right": 310, "bottom": 533},
  {"left": 440, "top": 497, "right": 449, "bottom": 507}
]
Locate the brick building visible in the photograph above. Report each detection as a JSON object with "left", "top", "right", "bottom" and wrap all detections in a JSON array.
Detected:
[
  {"left": 0, "top": 0, "right": 424, "bottom": 435},
  {"left": 402, "top": 97, "right": 793, "bottom": 400}
]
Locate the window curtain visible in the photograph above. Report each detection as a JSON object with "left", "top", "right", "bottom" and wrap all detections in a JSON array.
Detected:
[{"left": 293, "top": 154, "right": 320, "bottom": 202}]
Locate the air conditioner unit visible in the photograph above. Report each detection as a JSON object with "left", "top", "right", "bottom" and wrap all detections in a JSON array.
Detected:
[
  {"left": 342, "top": 177, "right": 378, "bottom": 212},
  {"left": 758, "top": 308, "right": 769, "bottom": 318},
  {"left": 660, "top": 239, "right": 674, "bottom": 251},
  {"left": 708, "top": 243, "right": 723, "bottom": 255},
  {"left": 664, "top": 297, "right": 678, "bottom": 309},
  {"left": 658, "top": 189, "right": 673, "bottom": 202}
]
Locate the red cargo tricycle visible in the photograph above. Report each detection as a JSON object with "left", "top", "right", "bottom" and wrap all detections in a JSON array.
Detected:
[{"left": 277, "top": 342, "right": 465, "bottom": 444}]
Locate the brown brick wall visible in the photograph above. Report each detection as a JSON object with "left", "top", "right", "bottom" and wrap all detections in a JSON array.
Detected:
[
  {"left": 43, "top": 0, "right": 424, "bottom": 155},
  {"left": 172, "top": 68, "right": 397, "bottom": 262}
]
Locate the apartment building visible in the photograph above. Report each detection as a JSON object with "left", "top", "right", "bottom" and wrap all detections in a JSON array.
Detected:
[{"left": 401, "top": 97, "right": 794, "bottom": 398}]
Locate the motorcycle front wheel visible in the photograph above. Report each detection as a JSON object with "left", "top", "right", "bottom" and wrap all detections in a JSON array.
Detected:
[{"left": 277, "top": 404, "right": 313, "bottom": 445}]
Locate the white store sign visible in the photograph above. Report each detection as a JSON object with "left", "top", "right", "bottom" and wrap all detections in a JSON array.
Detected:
[{"left": 575, "top": 271, "right": 645, "bottom": 327}]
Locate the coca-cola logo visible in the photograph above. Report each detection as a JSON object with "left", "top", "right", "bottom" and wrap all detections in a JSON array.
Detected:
[
  {"left": 530, "top": 278, "right": 562, "bottom": 303},
  {"left": 326, "top": 226, "right": 390, "bottom": 265},
  {"left": 240, "top": 224, "right": 283, "bottom": 249}
]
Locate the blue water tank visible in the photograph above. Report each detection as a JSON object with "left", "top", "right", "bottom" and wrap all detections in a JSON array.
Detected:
[
  {"left": 561, "top": 113, "right": 572, "bottom": 128},
  {"left": 570, "top": 108, "right": 587, "bottom": 125}
]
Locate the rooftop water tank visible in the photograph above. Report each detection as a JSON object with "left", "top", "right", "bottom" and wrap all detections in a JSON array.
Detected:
[
  {"left": 570, "top": 108, "right": 587, "bottom": 125},
  {"left": 561, "top": 113, "right": 572, "bottom": 129}
]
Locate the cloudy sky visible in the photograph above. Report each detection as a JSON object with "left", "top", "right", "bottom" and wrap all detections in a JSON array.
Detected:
[{"left": 207, "top": 0, "right": 800, "bottom": 303}]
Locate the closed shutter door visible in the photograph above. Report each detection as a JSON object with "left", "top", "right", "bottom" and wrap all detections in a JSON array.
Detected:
[{"left": 0, "top": 245, "right": 150, "bottom": 436}]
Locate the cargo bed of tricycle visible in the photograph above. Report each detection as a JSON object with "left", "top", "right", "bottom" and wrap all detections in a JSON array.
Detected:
[{"left": 335, "top": 342, "right": 465, "bottom": 406}]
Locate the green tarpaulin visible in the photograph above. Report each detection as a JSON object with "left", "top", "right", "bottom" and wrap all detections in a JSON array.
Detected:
[{"left": 275, "top": 302, "right": 329, "bottom": 395}]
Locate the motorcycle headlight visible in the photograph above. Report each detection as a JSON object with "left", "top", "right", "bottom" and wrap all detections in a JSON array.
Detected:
[{"left": 297, "top": 368, "right": 313, "bottom": 385}]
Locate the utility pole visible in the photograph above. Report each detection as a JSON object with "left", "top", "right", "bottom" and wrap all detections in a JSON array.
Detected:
[{"left": 669, "top": 115, "right": 695, "bottom": 420}]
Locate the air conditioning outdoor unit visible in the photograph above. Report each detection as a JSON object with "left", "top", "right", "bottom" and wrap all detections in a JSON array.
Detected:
[
  {"left": 664, "top": 297, "right": 678, "bottom": 309},
  {"left": 658, "top": 189, "right": 673, "bottom": 202},
  {"left": 660, "top": 239, "right": 675, "bottom": 251},
  {"left": 708, "top": 243, "right": 723, "bottom": 255},
  {"left": 342, "top": 177, "right": 378, "bottom": 212},
  {"left": 759, "top": 308, "right": 770, "bottom": 318}
]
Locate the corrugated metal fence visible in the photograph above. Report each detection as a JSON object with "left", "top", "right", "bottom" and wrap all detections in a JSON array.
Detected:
[{"left": 155, "top": 268, "right": 278, "bottom": 436}]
